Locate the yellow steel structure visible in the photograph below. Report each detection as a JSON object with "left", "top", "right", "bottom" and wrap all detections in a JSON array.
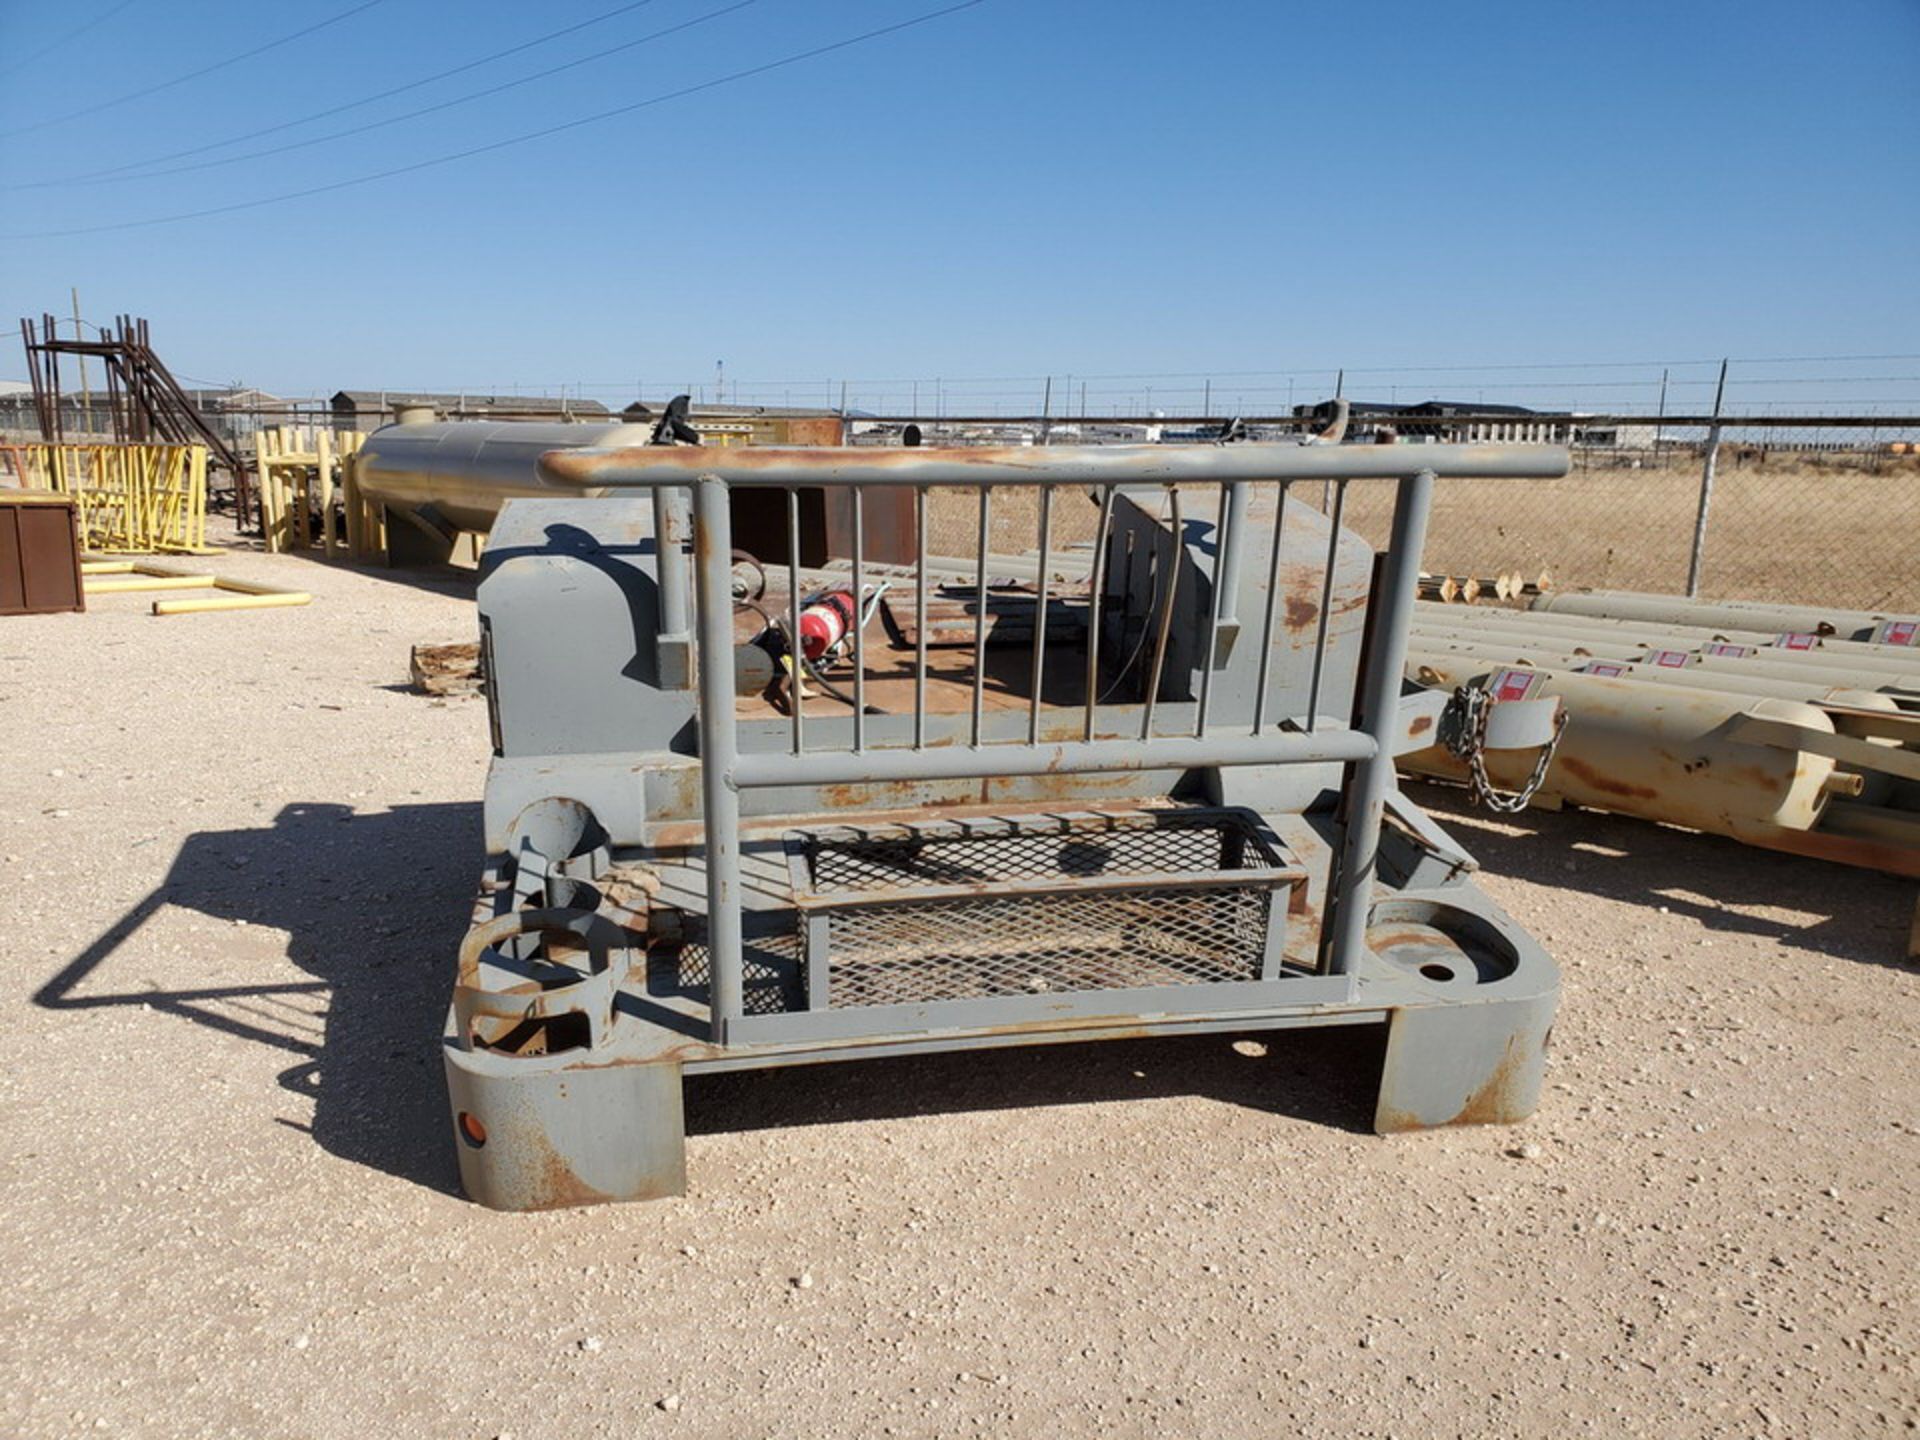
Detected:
[
  {"left": 255, "top": 426, "right": 367, "bottom": 556},
  {"left": 18, "top": 443, "right": 209, "bottom": 554}
]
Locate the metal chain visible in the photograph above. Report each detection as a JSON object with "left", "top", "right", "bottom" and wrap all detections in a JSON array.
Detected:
[{"left": 1445, "top": 683, "right": 1568, "bottom": 814}]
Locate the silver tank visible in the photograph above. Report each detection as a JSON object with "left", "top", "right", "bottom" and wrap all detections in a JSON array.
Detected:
[{"left": 352, "top": 416, "right": 654, "bottom": 535}]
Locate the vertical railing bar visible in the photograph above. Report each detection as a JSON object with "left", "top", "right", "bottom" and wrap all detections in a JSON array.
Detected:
[
  {"left": 1195, "top": 481, "right": 1230, "bottom": 738},
  {"left": 970, "top": 486, "right": 992, "bottom": 747},
  {"left": 1325, "top": 470, "right": 1434, "bottom": 982},
  {"left": 1081, "top": 485, "right": 1117, "bottom": 742},
  {"left": 786, "top": 486, "right": 804, "bottom": 755},
  {"left": 851, "top": 487, "right": 865, "bottom": 752},
  {"left": 692, "top": 474, "right": 744, "bottom": 1041},
  {"left": 651, "top": 485, "right": 690, "bottom": 646},
  {"left": 1139, "top": 484, "right": 1181, "bottom": 742},
  {"left": 914, "top": 485, "right": 927, "bottom": 749},
  {"left": 1027, "top": 486, "right": 1053, "bottom": 746},
  {"left": 1252, "top": 480, "right": 1290, "bottom": 734},
  {"left": 1306, "top": 479, "right": 1347, "bottom": 731}
]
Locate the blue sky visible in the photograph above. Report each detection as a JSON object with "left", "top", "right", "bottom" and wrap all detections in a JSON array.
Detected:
[{"left": 1, "top": 0, "right": 1916, "bottom": 410}]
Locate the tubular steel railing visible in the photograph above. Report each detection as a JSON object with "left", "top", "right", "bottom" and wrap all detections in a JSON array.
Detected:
[{"left": 538, "top": 442, "right": 1568, "bottom": 1043}]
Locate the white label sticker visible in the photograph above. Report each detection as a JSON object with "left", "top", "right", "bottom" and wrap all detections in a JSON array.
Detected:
[{"left": 1489, "top": 668, "right": 1538, "bottom": 702}]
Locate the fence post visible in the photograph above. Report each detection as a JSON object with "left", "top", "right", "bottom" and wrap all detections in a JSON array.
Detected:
[{"left": 1685, "top": 358, "right": 1729, "bottom": 597}]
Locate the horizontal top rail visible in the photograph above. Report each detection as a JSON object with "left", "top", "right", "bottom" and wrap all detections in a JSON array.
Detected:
[
  {"left": 730, "top": 730, "right": 1378, "bottom": 789},
  {"left": 538, "top": 441, "right": 1570, "bottom": 490}
]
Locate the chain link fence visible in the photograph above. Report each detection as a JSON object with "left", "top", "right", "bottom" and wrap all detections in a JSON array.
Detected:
[
  {"left": 909, "top": 419, "right": 1916, "bottom": 612},
  {"left": 1336, "top": 422, "right": 1917, "bottom": 611}
]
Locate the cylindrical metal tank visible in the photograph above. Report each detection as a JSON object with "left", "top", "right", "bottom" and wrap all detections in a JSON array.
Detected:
[
  {"left": 1410, "top": 610, "right": 1920, "bottom": 682},
  {"left": 1415, "top": 602, "right": 1915, "bottom": 665},
  {"left": 1407, "top": 638, "right": 1900, "bottom": 711},
  {"left": 353, "top": 417, "right": 654, "bottom": 535},
  {"left": 1411, "top": 627, "right": 1920, "bottom": 701},
  {"left": 1687, "top": 649, "right": 1920, "bottom": 695},
  {"left": 1401, "top": 662, "right": 1842, "bottom": 836},
  {"left": 1530, "top": 589, "right": 1910, "bottom": 642}
]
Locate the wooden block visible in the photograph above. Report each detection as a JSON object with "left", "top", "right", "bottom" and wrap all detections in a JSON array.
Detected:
[{"left": 410, "top": 641, "right": 484, "bottom": 695}]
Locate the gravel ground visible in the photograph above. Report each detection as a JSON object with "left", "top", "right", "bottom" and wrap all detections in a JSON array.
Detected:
[{"left": 1, "top": 528, "right": 1914, "bottom": 1439}]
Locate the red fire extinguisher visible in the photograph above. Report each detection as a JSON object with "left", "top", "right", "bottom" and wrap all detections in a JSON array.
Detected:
[{"left": 797, "top": 589, "right": 858, "bottom": 661}]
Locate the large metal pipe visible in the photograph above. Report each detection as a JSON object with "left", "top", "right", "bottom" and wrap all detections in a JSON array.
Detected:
[
  {"left": 354, "top": 417, "right": 645, "bottom": 534},
  {"left": 1687, "top": 650, "right": 1920, "bottom": 694},
  {"left": 1410, "top": 626, "right": 1920, "bottom": 700},
  {"left": 1415, "top": 601, "right": 1916, "bottom": 664},
  {"left": 1407, "top": 638, "right": 1902, "bottom": 710},
  {"left": 1410, "top": 611, "right": 1920, "bottom": 682},
  {"left": 539, "top": 440, "right": 1571, "bottom": 489},
  {"left": 1401, "top": 663, "right": 1842, "bottom": 835},
  {"left": 1531, "top": 589, "right": 1914, "bottom": 642}
]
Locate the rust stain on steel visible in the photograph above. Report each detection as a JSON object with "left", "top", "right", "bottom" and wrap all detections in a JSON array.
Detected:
[
  {"left": 1408, "top": 714, "right": 1433, "bottom": 737},
  {"left": 1369, "top": 926, "right": 1447, "bottom": 954},
  {"left": 1727, "top": 820, "right": 1920, "bottom": 878},
  {"left": 513, "top": 1126, "right": 619, "bottom": 1211},
  {"left": 546, "top": 443, "right": 1064, "bottom": 486},
  {"left": 1377, "top": 1029, "right": 1538, "bottom": 1132},
  {"left": 816, "top": 778, "right": 970, "bottom": 812},
  {"left": 1449, "top": 1034, "right": 1534, "bottom": 1126},
  {"left": 1732, "top": 763, "right": 1787, "bottom": 796},
  {"left": 1557, "top": 754, "right": 1658, "bottom": 801}
]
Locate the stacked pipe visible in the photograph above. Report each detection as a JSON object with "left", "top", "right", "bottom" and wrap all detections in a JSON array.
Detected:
[{"left": 1398, "top": 588, "right": 1920, "bottom": 877}]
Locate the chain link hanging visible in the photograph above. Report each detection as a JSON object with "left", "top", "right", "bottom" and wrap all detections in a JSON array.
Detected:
[{"left": 1444, "top": 683, "right": 1568, "bottom": 814}]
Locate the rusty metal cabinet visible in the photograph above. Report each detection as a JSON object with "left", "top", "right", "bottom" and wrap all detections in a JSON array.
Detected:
[{"left": 0, "top": 490, "right": 84, "bottom": 616}]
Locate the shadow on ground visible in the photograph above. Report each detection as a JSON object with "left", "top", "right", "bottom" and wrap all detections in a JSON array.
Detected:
[
  {"left": 34, "top": 801, "right": 478, "bottom": 1197},
  {"left": 31, "top": 801, "right": 1388, "bottom": 1201},
  {"left": 1408, "top": 780, "right": 1916, "bottom": 970},
  {"left": 43, "top": 786, "right": 1904, "bottom": 1200}
]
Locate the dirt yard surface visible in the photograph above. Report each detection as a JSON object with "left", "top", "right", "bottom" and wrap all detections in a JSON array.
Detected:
[{"left": 1, "top": 531, "right": 1914, "bottom": 1439}]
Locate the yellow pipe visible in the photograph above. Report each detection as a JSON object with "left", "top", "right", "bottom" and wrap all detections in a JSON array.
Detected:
[
  {"left": 85, "top": 573, "right": 217, "bottom": 593},
  {"left": 153, "top": 591, "right": 312, "bottom": 616}
]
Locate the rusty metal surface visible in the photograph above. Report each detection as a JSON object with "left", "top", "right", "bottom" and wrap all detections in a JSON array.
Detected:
[
  {"left": 538, "top": 440, "right": 1572, "bottom": 489},
  {"left": 443, "top": 446, "right": 1564, "bottom": 1207}
]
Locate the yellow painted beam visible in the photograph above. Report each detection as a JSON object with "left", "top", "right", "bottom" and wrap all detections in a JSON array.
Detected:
[
  {"left": 153, "top": 590, "right": 312, "bottom": 616},
  {"left": 86, "top": 573, "right": 217, "bottom": 593}
]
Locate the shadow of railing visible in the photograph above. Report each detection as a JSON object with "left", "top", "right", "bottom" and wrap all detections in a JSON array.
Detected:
[
  {"left": 37, "top": 797, "right": 1398, "bottom": 1203},
  {"left": 35, "top": 800, "right": 480, "bottom": 1197}
]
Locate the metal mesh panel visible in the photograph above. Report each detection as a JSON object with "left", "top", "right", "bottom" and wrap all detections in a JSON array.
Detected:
[
  {"left": 823, "top": 884, "right": 1269, "bottom": 1008},
  {"left": 800, "top": 810, "right": 1282, "bottom": 894},
  {"left": 665, "top": 923, "right": 801, "bottom": 1015}
]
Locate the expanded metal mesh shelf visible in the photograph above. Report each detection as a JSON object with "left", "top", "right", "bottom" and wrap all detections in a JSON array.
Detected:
[
  {"left": 658, "top": 809, "right": 1307, "bottom": 1020},
  {"left": 792, "top": 808, "right": 1304, "bottom": 1012},
  {"left": 822, "top": 883, "right": 1273, "bottom": 1008},
  {"left": 665, "top": 924, "right": 800, "bottom": 1016},
  {"left": 797, "top": 808, "right": 1287, "bottom": 895}
]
